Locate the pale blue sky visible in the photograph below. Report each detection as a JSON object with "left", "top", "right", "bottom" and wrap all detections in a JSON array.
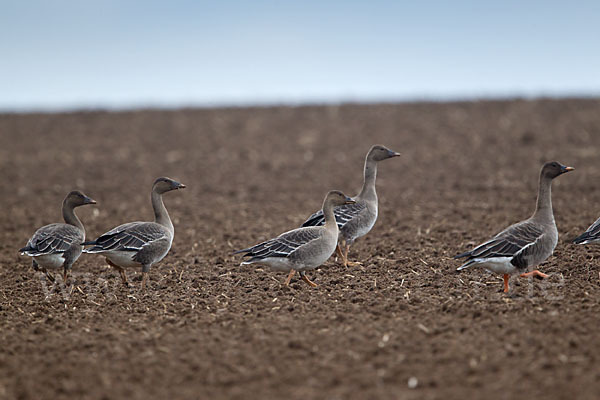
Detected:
[{"left": 1, "top": 0, "right": 599, "bottom": 110}]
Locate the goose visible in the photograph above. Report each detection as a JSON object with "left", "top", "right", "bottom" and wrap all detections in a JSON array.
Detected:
[
  {"left": 19, "top": 191, "right": 96, "bottom": 282},
  {"left": 235, "top": 190, "right": 355, "bottom": 287},
  {"left": 83, "top": 177, "right": 185, "bottom": 289},
  {"left": 301, "top": 145, "right": 400, "bottom": 267},
  {"left": 455, "top": 161, "right": 574, "bottom": 293}
]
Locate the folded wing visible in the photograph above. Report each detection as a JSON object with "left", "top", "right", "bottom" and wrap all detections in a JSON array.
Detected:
[
  {"left": 235, "top": 227, "right": 323, "bottom": 263},
  {"left": 301, "top": 202, "right": 366, "bottom": 228},
  {"left": 84, "top": 222, "right": 169, "bottom": 253},
  {"left": 20, "top": 224, "right": 82, "bottom": 256},
  {"left": 455, "top": 221, "right": 545, "bottom": 269}
]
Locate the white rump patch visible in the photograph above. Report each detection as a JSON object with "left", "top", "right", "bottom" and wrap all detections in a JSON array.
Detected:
[
  {"left": 35, "top": 254, "right": 65, "bottom": 269},
  {"left": 465, "top": 257, "right": 517, "bottom": 275},
  {"left": 242, "top": 257, "right": 292, "bottom": 271},
  {"left": 104, "top": 251, "right": 141, "bottom": 269}
]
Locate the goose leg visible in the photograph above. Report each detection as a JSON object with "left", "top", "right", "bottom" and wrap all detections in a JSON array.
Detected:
[
  {"left": 341, "top": 242, "right": 349, "bottom": 267},
  {"left": 519, "top": 270, "right": 549, "bottom": 279},
  {"left": 284, "top": 270, "right": 296, "bottom": 286},
  {"left": 119, "top": 270, "right": 129, "bottom": 286},
  {"left": 503, "top": 274, "right": 510, "bottom": 293},
  {"left": 141, "top": 265, "right": 151, "bottom": 289},
  {"left": 43, "top": 268, "right": 55, "bottom": 283},
  {"left": 300, "top": 271, "right": 318, "bottom": 287},
  {"left": 33, "top": 260, "right": 54, "bottom": 282},
  {"left": 343, "top": 244, "right": 362, "bottom": 267},
  {"left": 335, "top": 244, "right": 344, "bottom": 261},
  {"left": 61, "top": 245, "right": 80, "bottom": 285},
  {"left": 141, "top": 272, "right": 149, "bottom": 289},
  {"left": 62, "top": 259, "right": 75, "bottom": 283},
  {"left": 106, "top": 259, "right": 129, "bottom": 287}
]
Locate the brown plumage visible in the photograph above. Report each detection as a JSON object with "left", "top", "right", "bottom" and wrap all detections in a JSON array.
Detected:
[
  {"left": 20, "top": 191, "right": 96, "bottom": 283},
  {"left": 83, "top": 177, "right": 185, "bottom": 289},
  {"left": 455, "top": 161, "right": 574, "bottom": 292}
]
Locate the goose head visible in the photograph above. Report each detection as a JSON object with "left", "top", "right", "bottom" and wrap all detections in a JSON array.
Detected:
[
  {"left": 153, "top": 177, "right": 186, "bottom": 194},
  {"left": 64, "top": 191, "right": 96, "bottom": 207},
  {"left": 367, "top": 145, "right": 400, "bottom": 162},
  {"left": 325, "top": 190, "right": 355, "bottom": 207},
  {"left": 541, "top": 161, "right": 574, "bottom": 180}
]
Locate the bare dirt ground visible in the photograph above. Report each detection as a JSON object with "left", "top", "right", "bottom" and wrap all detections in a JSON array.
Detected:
[{"left": 1, "top": 99, "right": 600, "bottom": 399}]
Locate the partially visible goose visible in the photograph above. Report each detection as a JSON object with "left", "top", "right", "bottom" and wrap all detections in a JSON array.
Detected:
[
  {"left": 83, "top": 177, "right": 185, "bottom": 289},
  {"left": 301, "top": 145, "right": 400, "bottom": 267},
  {"left": 573, "top": 217, "right": 600, "bottom": 245},
  {"left": 235, "top": 190, "right": 355, "bottom": 287},
  {"left": 20, "top": 191, "right": 96, "bottom": 282},
  {"left": 455, "top": 162, "right": 573, "bottom": 293}
]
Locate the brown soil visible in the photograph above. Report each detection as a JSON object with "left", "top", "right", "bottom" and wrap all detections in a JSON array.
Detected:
[{"left": 1, "top": 99, "right": 600, "bottom": 400}]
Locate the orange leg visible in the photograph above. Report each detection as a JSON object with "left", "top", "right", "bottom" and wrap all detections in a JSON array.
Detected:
[
  {"left": 503, "top": 274, "right": 510, "bottom": 293},
  {"left": 106, "top": 259, "right": 129, "bottom": 287},
  {"left": 300, "top": 273, "right": 318, "bottom": 287},
  {"left": 520, "top": 270, "right": 549, "bottom": 279},
  {"left": 284, "top": 270, "right": 296, "bottom": 286},
  {"left": 344, "top": 245, "right": 350, "bottom": 267},
  {"left": 119, "top": 270, "right": 129, "bottom": 286},
  {"left": 42, "top": 268, "right": 55, "bottom": 282},
  {"left": 343, "top": 244, "right": 362, "bottom": 267},
  {"left": 340, "top": 241, "right": 349, "bottom": 267},
  {"left": 141, "top": 272, "right": 149, "bottom": 289},
  {"left": 335, "top": 244, "right": 344, "bottom": 260}
]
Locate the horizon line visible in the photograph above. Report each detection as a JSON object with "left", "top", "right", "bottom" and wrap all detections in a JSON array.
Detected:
[{"left": 2, "top": 91, "right": 599, "bottom": 114}]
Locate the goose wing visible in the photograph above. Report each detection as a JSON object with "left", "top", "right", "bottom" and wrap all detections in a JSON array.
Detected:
[
  {"left": 83, "top": 222, "right": 169, "bottom": 253},
  {"left": 20, "top": 223, "right": 82, "bottom": 256},
  {"left": 455, "top": 220, "right": 544, "bottom": 267},
  {"left": 235, "top": 226, "right": 323, "bottom": 262},
  {"left": 301, "top": 202, "right": 366, "bottom": 228},
  {"left": 573, "top": 216, "right": 600, "bottom": 244}
]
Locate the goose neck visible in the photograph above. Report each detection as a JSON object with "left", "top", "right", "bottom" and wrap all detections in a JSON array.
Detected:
[
  {"left": 62, "top": 201, "right": 84, "bottom": 232},
  {"left": 322, "top": 200, "right": 339, "bottom": 232},
  {"left": 358, "top": 158, "right": 378, "bottom": 200},
  {"left": 534, "top": 175, "right": 554, "bottom": 221},
  {"left": 152, "top": 190, "right": 174, "bottom": 232}
]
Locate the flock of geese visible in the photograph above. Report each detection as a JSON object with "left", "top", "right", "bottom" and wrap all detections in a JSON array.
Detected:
[{"left": 18, "top": 145, "right": 600, "bottom": 292}]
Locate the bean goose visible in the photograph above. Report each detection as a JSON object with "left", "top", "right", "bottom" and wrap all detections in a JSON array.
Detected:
[
  {"left": 235, "top": 190, "right": 355, "bottom": 287},
  {"left": 455, "top": 161, "right": 573, "bottom": 293},
  {"left": 19, "top": 191, "right": 96, "bottom": 282},
  {"left": 302, "top": 145, "right": 400, "bottom": 267},
  {"left": 83, "top": 177, "right": 185, "bottom": 289}
]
